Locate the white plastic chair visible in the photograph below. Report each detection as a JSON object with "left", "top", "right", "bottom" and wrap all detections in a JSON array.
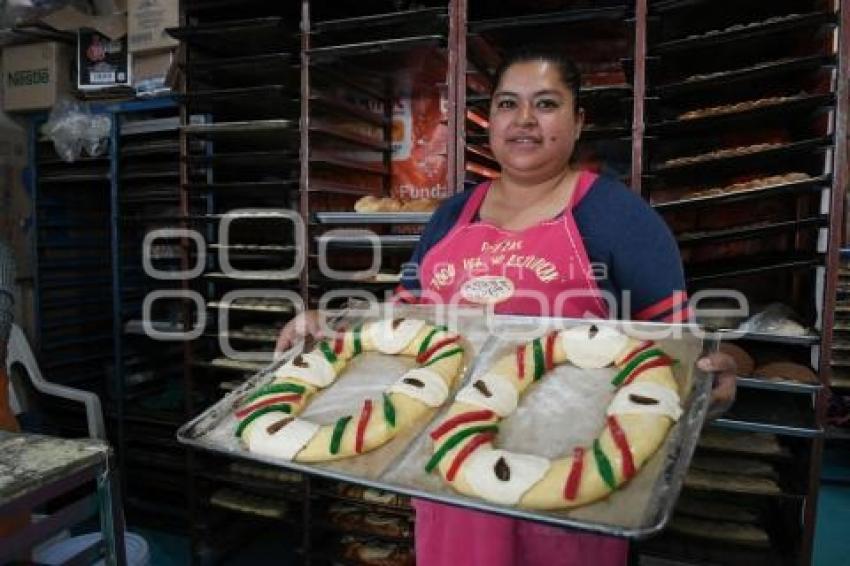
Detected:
[{"left": 5, "top": 323, "right": 105, "bottom": 440}]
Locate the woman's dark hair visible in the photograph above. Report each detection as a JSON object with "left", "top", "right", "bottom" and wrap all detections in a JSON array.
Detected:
[{"left": 491, "top": 46, "right": 582, "bottom": 111}]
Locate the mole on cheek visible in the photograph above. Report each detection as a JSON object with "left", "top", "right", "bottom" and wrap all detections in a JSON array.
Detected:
[{"left": 550, "top": 137, "right": 558, "bottom": 142}]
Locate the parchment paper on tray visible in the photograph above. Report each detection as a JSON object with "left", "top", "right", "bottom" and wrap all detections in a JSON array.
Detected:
[
  {"left": 381, "top": 318, "right": 712, "bottom": 538},
  {"left": 182, "top": 304, "right": 493, "bottom": 479},
  {"left": 178, "top": 309, "right": 713, "bottom": 539}
]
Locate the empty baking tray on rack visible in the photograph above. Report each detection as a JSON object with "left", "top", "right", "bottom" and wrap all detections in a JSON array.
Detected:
[
  {"left": 315, "top": 212, "right": 432, "bottom": 225},
  {"left": 307, "top": 35, "right": 446, "bottom": 64},
  {"left": 181, "top": 120, "right": 299, "bottom": 149},
  {"left": 653, "top": 54, "right": 835, "bottom": 97},
  {"left": 315, "top": 234, "right": 420, "bottom": 249},
  {"left": 711, "top": 389, "right": 821, "bottom": 439},
  {"left": 166, "top": 17, "right": 296, "bottom": 56},
  {"left": 311, "top": 6, "right": 448, "bottom": 45},
  {"left": 310, "top": 151, "right": 390, "bottom": 177},
  {"left": 684, "top": 254, "right": 823, "bottom": 284},
  {"left": 310, "top": 91, "right": 389, "bottom": 128},
  {"left": 675, "top": 216, "right": 827, "bottom": 247},
  {"left": 182, "top": 53, "right": 297, "bottom": 88},
  {"left": 468, "top": 5, "right": 627, "bottom": 34},
  {"left": 309, "top": 119, "right": 391, "bottom": 152},
  {"left": 177, "top": 308, "right": 713, "bottom": 538},
  {"left": 183, "top": 180, "right": 299, "bottom": 194},
  {"left": 120, "top": 139, "right": 180, "bottom": 157},
  {"left": 176, "top": 86, "right": 300, "bottom": 121},
  {"left": 647, "top": 93, "right": 834, "bottom": 134},
  {"left": 38, "top": 167, "right": 111, "bottom": 183},
  {"left": 651, "top": 174, "right": 830, "bottom": 210},
  {"left": 653, "top": 11, "right": 837, "bottom": 54},
  {"left": 186, "top": 151, "right": 298, "bottom": 176},
  {"left": 649, "top": 137, "right": 832, "bottom": 174}
]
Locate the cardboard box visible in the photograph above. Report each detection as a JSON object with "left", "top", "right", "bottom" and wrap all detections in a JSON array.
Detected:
[
  {"left": 38, "top": 5, "right": 131, "bottom": 91},
  {"left": 128, "top": 0, "right": 178, "bottom": 53},
  {"left": 132, "top": 49, "right": 173, "bottom": 94},
  {"left": 78, "top": 29, "right": 131, "bottom": 89},
  {"left": 2, "top": 42, "right": 73, "bottom": 112}
]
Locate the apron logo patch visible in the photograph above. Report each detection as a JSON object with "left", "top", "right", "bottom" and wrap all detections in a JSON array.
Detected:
[{"left": 460, "top": 276, "right": 515, "bottom": 304}]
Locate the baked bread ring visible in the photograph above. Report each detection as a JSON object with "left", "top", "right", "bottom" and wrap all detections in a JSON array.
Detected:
[
  {"left": 235, "top": 318, "right": 464, "bottom": 462},
  {"left": 427, "top": 324, "right": 682, "bottom": 509}
]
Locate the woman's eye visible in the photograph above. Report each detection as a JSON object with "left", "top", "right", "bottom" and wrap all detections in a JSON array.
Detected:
[
  {"left": 496, "top": 99, "right": 516, "bottom": 109},
  {"left": 536, "top": 99, "right": 559, "bottom": 109}
]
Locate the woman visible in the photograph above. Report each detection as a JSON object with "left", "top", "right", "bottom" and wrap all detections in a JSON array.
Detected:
[{"left": 277, "top": 46, "right": 736, "bottom": 566}]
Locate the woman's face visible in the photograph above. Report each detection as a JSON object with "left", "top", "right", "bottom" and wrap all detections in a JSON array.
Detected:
[{"left": 489, "top": 60, "right": 584, "bottom": 184}]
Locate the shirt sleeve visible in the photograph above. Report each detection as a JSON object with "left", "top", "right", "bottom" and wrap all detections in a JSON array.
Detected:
[
  {"left": 609, "top": 200, "right": 690, "bottom": 323},
  {"left": 576, "top": 177, "right": 690, "bottom": 323}
]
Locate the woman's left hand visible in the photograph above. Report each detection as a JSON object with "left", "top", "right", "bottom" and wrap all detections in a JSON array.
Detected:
[{"left": 697, "top": 352, "right": 737, "bottom": 420}]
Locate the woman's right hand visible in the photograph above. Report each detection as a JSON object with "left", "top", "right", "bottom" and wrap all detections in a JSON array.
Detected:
[{"left": 275, "top": 310, "right": 325, "bottom": 355}]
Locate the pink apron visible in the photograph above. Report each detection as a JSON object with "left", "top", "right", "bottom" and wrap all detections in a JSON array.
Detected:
[{"left": 414, "top": 171, "right": 629, "bottom": 566}]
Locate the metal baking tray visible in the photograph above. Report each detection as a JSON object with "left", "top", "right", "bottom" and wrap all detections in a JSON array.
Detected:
[
  {"left": 654, "top": 11, "right": 836, "bottom": 54},
  {"left": 685, "top": 253, "right": 822, "bottom": 284},
  {"left": 315, "top": 212, "right": 432, "bottom": 225},
  {"left": 675, "top": 216, "right": 827, "bottom": 246},
  {"left": 654, "top": 54, "right": 835, "bottom": 97},
  {"left": 651, "top": 174, "right": 830, "bottom": 211},
  {"left": 178, "top": 305, "right": 714, "bottom": 538},
  {"left": 648, "top": 93, "right": 835, "bottom": 134},
  {"left": 649, "top": 137, "right": 832, "bottom": 174}
]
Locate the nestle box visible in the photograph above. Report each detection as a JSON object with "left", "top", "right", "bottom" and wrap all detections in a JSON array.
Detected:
[
  {"left": 128, "top": 0, "right": 178, "bottom": 53},
  {"left": 2, "top": 42, "right": 73, "bottom": 112},
  {"left": 78, "top": 29, "right": 131, "bottom": 89}
]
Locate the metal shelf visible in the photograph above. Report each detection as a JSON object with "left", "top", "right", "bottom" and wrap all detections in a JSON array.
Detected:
[
  {"left": 166, "top": 17, "right": 296, "bottom": 56},
  {"left": 654, "top": 54, "right": 835, "bottom": 97},
  {"left": 653, "top": 11, "right": 837, "bottom": 54},
  {"left": 652, "top": 174, "right": 830, "bottom": 211},
  {"left": 314, "top": 212, "right": 432, "bottom": 224},
  {"left": 685, "top": 254, "right": 823, "bottom": 283},
  {"left": 650, "top": 137, "right": 832, "bottom": 174},
  {"left": 308, "top": 35, "right": 445, "bottom": 62},
  {"left": 469, "top": 6, "right": 627, "bottom": 33},
  {"left": 676, "top": 216, "right": 827, "bottom": 246},
  {"left": 649, "top": 93, "right": 835, "bottom": 133},
  {"left": 315, "top": 234, "right": 420, "bottom": 248},
  {"left": 736, "top": 376, "right": 821, "bottom": 395}
]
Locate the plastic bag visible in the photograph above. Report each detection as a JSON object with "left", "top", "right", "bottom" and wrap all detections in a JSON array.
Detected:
[
  {"left": 40, "top": 98, "right": 111, "bottom": 162},
  {"left": 736, "top": 303, "right": 810, "bottom": 336}
]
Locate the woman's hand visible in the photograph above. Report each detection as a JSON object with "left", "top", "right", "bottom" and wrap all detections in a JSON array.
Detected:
[
  {"left": 275, "top": 310, "right": 325, "bottom": 355},
  {"left": 697, "top": 351, "right": 737, "bottom": 420}
]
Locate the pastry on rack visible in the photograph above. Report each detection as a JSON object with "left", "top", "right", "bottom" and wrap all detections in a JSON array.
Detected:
[
  {"left": 678, "top": 94, "right": 804, "bottom": 121},
  {"left": 328, "top": 504, "right": 412, "bottom": 538},
  {"left": 719, "top": 343, "right": 755, "bottom": 376},
  {"left": 335, "top": 483, "right": 412, "bottom": 508},
  {"left": 340, "top": 536, "right": 414, "bottom": 566},
  {"left": 753, "top": 361, "right": 818, "bottom": 384},
  {"left": 668, "top": 515, "right": 770, "bottom": 546}
]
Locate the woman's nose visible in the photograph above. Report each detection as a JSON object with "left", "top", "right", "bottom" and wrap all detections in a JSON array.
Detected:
[{"left": 515, "top": 101, "right": 537, "bottom": 126}]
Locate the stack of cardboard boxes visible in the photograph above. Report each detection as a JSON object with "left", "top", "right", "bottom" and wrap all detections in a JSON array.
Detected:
[{"left": 1, "top": 0, "right": 177, "bottom": 112}]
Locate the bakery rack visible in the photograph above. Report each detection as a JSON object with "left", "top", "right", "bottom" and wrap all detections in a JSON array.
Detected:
[
  {"left": 25, "top": 97, "right": 199, "bottom": 532},
  {"left": 170, "top": 0, "right": 306, "bottom": 560},
  {"left": 301, "top": 0, "right": 455, "bottom": 309},
  {"left": 632, "top": 0, "right": 848, "bottom": 564}
]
